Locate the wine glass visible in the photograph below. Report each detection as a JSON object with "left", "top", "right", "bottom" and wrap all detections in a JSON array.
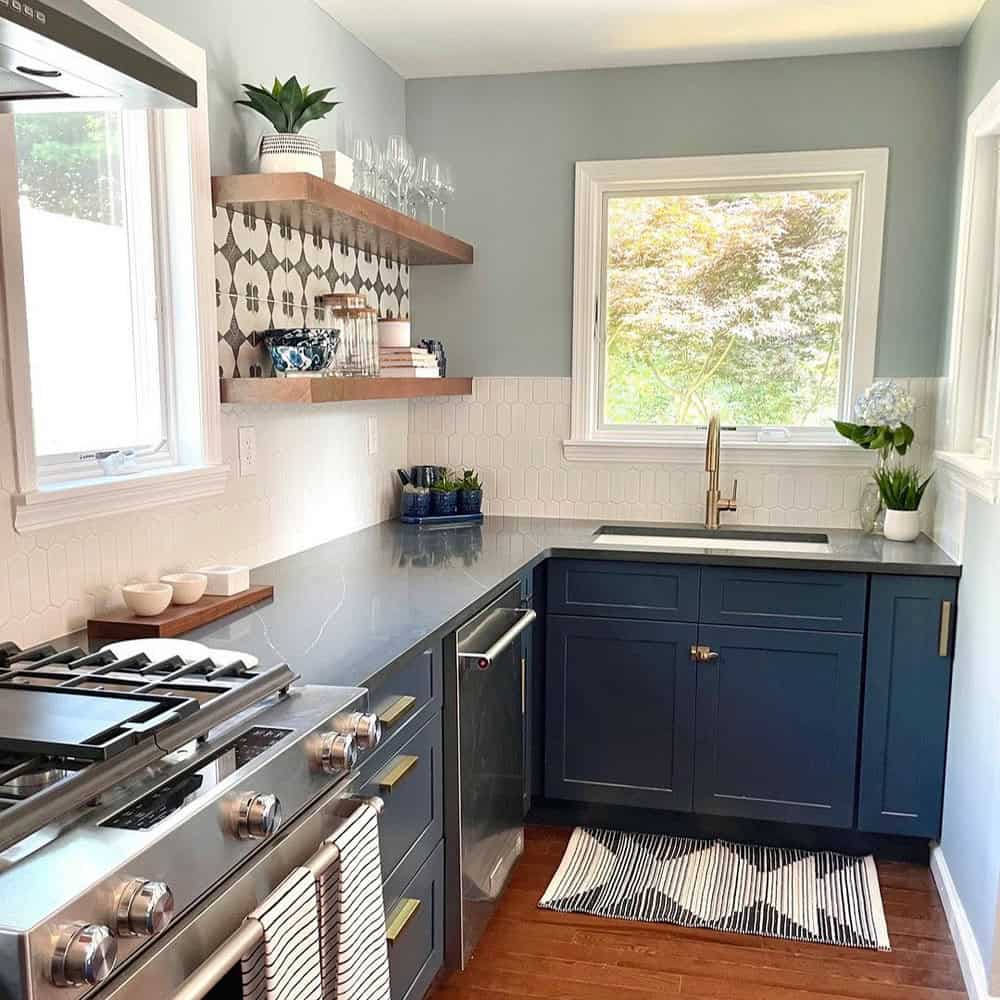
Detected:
[
  {"left": 385, "top": 135, "right": 413, "bottom": 211},
  {"left": 415, "top": 155, "right": 439, "bottom": 226},
  {"left": 437, "top": 161, "right": 455, "bottom": 231},
  {"left": 351, "top": 137, "right": 371, "bottom": 197}
]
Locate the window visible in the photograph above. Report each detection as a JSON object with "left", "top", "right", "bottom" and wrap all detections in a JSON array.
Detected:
[
  {"left": 567, "top": 150, "right": 889, "bottom": 464},
  {"left": 940, "top": 81, "right": 1000, "bottom": 503},
  {"left": 0, "top": 6, "right": 225, "bottom": 532},
  {"left": 15, "top": 110, "right": 171, "bottom": 481}
]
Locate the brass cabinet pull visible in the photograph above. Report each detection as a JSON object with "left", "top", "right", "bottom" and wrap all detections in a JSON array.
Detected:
[
  {"left": 377, "top": 754, "right": 419, "bottom": 793},
  {"left": 378, "top": 694, "right": 416, "bottom": 726},
  {"left": 386, "top": 897, "right": 421, "bottom": 945},
  {"left": 939, "top": 600, "right": 953, "bottom": 658},
  {"left": 690, "top": 644, "right": 719, "bottom": 663}
]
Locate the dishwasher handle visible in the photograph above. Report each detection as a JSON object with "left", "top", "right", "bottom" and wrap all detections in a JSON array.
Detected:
[{"left": 458, "top": 608, "right": 536, "bottom": 670}]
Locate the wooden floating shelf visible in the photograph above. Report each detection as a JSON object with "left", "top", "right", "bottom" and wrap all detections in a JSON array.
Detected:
[
  {"left": 212, "top": 173, "right": 474, "bottom": 266},
  {"left": 219, "top": 376, "right": 474, "bottom": 405}
]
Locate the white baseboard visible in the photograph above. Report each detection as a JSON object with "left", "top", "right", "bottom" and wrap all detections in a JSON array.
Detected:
[{"left": 930, "top": 846, "right": 998, "bottom": 1000}]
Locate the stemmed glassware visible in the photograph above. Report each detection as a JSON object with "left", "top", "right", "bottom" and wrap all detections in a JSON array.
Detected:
[{"left": 350, "top": 135, "right": 456, "bottom": 229}]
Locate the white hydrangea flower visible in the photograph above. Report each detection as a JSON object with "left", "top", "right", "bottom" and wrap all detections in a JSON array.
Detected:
[{"left": 853, "top": 380, "right": 915, "bottom": 429}]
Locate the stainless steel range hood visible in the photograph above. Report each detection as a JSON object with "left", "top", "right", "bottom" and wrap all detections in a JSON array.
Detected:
[{"left": 0, "top": 0, "right": 197, "bottom": 112}]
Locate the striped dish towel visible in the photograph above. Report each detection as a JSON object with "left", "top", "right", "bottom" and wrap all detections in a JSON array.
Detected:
[
  {"left": 240, "top": 867, "right": 323, "bottom": 1000},
  {"left": 317, "top": 805, "right": 391, "bottom": 1000}
]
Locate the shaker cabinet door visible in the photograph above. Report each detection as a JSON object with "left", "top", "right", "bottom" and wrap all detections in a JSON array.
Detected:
[
  {"left": 545, "top": 615, "right": 697, "bottom": 811},
  {"left": 858, "top": 575, "right": 957, "bottom": 838},
  {"left": 693, "top": 625, "right": 863, "bottom": 827}
]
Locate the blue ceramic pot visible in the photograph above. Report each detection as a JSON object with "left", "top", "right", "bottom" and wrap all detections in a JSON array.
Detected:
[
  {"left": 458, "top": 489, "right": 482, "bottom": 515},
  {"left": 430, "top": 489, "right": 459, "bottom": 516},
  {"left": 401, "top": 490, "right": 432, "bottom": 518}
]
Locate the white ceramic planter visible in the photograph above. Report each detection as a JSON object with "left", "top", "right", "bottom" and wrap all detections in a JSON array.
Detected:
[
  {"left": 258, "top": 133, "right": 323, "bottom": 178},
  {"left": 883, "top": 508, "right": 920, "bottom": 542}
]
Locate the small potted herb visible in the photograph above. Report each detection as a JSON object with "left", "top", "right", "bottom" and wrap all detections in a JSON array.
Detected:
[
  {"left": 458, "top": 470, "right": 483, "bottom": 515},
  {"left": 872, "top": 465, "right": 933, "bottom": 542},
  {"left": 400, "top": 483, "right": 431, "bottom": 519},
  {"left": 430, "top": 472, "right": 463, "bottom": 516},
  {"left": 235, "top": 76, "right": 339, "bottom": 178}
]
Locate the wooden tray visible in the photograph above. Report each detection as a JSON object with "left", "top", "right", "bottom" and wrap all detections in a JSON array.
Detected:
[{"left": 87, "top": 585, "right": 274, "bottom": 643}]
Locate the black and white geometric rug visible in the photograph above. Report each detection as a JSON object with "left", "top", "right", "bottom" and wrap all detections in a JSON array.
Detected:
[{"left": 539, "top": 827, "right": 890, "bottom": 951}]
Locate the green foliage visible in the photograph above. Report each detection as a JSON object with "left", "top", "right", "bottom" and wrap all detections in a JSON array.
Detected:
[
  {"left": 430, "top": 472, "right": 463, "bottom": 493},
  {"left": 14, "top": 112, "right": 123, "bottom": 224},
  {"left": 872, "top": 465, "right": 933, "bottom": 511},
  {"left": 833, "top": 420, "right": 914, "bottom": 456},
  {"left": 459, "top": 469, "right": 482, "bottom": 491},
  {"left": 235, "top": 76, "right": 340, "bottom": 134},
  {"left": 604, "top": 189, "right": 851, "bottom": 428}
]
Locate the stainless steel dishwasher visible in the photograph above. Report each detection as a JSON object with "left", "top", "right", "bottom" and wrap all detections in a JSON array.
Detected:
[{"left": 451, "top": 582, "right": 536, "bottom": 968}]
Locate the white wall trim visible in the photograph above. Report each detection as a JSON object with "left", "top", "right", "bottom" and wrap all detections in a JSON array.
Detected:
[
  {"left": 931, "top": 847, "right": 999, "bottom": 1000},
  {"left": 563, "top": 437, "right": 875, "bottom": 467},
  {"left": 13, "top": 464, "right": 231, "bottom": 533},
  {"left": 941, "top": 76, "right": 1000, "bottom": 484},
  {"left": 569, "top": 148, "right": 889, "bottom": 463}
]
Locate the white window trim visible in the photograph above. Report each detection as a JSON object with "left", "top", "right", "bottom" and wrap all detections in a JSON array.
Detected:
[
  {"left": 565, "top": 148, "right": 889, "bottom": 466},
  {"left": 0, "top": 0, "right": 226, "bottom": 533},
  {"left": 937, "top": 77, "right": 1000, "bottom": 504}
]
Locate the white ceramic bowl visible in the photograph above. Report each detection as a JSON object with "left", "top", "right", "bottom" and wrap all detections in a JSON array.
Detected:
[
  {"left": 123, "top": 583, "right": 173, "bottom": 617},
  {"left": 160, "top": 573, "right": 208, "bottom": 606}
]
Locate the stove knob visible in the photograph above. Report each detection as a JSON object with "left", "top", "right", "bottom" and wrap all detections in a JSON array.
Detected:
[
  {"left": 50, "top": 922, "right": 117, "bottom": 987},
  {"left": 334, "top": 711, "right": 382, "bottom": 750},
  {"left": 230, "top": 792, "right": 283, "bottom": 840},
  {"left": 115, "top": 878, "right": 175, "bottom": 937},
  {"left": 317, "top": 731, "right": 357, "bottom": 774}
]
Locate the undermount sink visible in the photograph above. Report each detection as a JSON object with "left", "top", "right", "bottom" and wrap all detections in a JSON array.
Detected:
[{"left": 594, "top": 525, "right": 832, "bottom": 555}]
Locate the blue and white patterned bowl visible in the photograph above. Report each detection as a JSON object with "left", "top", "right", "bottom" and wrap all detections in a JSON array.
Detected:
[{"left": 264, "top": 328, "right": 339, "bottom": 375}]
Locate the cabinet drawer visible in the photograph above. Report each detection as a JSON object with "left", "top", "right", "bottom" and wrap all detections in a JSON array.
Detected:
[
  {"left": 700, "top": 567, "right": 866, "bottom": 632},
  {"left": 368, "top": 644, "right": 441, "bottom": 760},
  {"left": 385, "top": 841, "right": 444, "bottom": 1000},
  {"left": 360, "top": 713, "right": 442, "bottom": 883},
  {"left": 548, "top": 559, "right": 699, "bottom": 621}
]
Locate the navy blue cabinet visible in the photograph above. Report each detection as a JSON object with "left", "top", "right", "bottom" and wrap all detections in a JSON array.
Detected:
[
  {"left": 692, "top": 625, "right": 863, "bottom": 827},
  {"left": 545, "top": 615, "right": 697, "bottom": 810},
  {"left": 858, "top": 575, "right": 957, "bottom": 838}
]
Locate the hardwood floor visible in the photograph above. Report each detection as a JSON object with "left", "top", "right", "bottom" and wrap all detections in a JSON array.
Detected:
[{"left": 430, "top": 826, "right": 967, "bottom": 1000}]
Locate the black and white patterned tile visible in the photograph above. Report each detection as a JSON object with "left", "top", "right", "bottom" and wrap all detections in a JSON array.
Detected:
[{"left": 214, "top": 206, "right": 410, "bottom": 378}]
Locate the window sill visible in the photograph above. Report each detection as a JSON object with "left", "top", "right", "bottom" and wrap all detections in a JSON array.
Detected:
[
  {"left": 933, "top": 451, "right": 1000, "bottom": 504},
  {"left": 562, "top": 438, "right": 876, "bottom": 467},
  {"left": 14, "top": 464, "right": 230, "bottom": 533}
]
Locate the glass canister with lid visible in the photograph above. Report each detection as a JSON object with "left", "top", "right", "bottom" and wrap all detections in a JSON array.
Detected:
[{"left": 321, "top": 292, "right": 367, "bottom": 375}]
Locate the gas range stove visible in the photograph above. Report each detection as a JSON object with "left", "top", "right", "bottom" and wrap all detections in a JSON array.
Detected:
[{"left": 0, "top": 640, "right": 382, "bottom": 1000}]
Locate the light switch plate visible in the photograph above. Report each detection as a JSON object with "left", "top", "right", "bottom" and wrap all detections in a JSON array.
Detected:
[
  {"left": 238, "top": 426, "right": 257, "bottom": 476},
  {"left": 367, "top": 415, "right": 378, "bottom": 456}
]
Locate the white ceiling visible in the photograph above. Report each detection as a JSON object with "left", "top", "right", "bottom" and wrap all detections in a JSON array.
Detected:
[{"left": 315, "top": 0, "right": 984, "bottom": 79}]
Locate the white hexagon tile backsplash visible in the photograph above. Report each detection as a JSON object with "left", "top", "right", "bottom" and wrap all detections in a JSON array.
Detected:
[{"left": 408, "top": 377, "right": 942, "bottom": 528}]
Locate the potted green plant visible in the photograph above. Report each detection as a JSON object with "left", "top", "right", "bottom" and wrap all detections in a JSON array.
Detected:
[
  {"left": 872, "top": 465, "right": 933, "bottom": 541},
  {"left": 430, "top": 472, "right": 463, "bottom": 516},
  {"left": 833, "top": 379, "right": 916, "bottom": 532},
  {"left": 235, "top": 76, "right": 339, "bottom": 178},
  {"left": 458, "top": 470, "right": 483, "bottom": 515}
]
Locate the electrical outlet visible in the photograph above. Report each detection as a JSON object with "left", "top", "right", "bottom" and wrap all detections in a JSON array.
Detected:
[
  {"left": 238, "top": 426, "right": 257, "bottom": 477},
  {"left": 367, "top": 415, "right": 378, "bottom": 456}
]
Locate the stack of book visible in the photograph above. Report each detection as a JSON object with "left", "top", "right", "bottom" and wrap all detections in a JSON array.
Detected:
[{"left": 379, "top": 347, "right": 440, "bottom": 378}]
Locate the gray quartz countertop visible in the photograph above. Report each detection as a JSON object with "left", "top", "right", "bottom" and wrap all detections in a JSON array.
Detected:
[{"left": 173, "top": 517, "right": 958, "bottom": 691}]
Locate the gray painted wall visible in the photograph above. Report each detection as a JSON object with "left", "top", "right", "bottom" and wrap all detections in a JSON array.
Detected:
[
  {"left": 124, "top": 0, "right": 405, "bottom": 175},
  {"left": 405, "top": 49, "right": 958, "bottom": 378},
  {"left": 939, "top": 0, "right": 1000, "bottom": 988}
]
